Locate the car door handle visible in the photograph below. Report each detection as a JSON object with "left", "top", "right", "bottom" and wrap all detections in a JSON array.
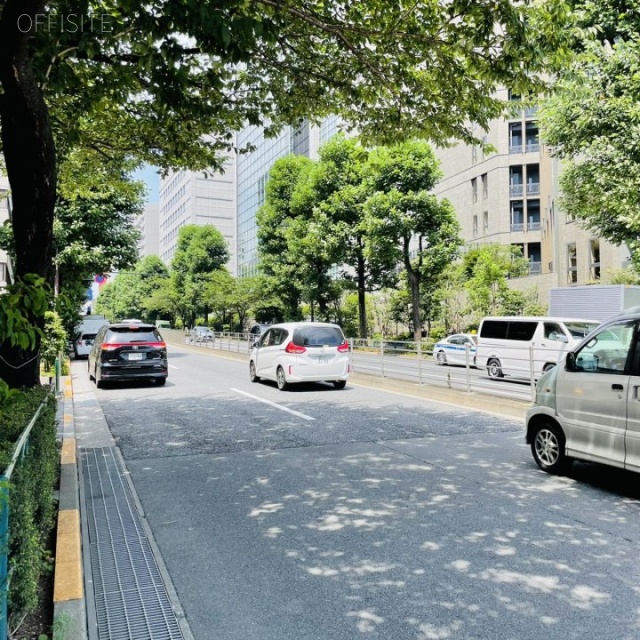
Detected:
[{"left": 612, "top": 383, "right": 624, "bottom": 391}]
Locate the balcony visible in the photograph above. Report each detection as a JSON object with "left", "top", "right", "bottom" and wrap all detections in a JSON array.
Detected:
[
  {"left": 528, "top": 261, "right": 542, "bottom": 275},
  {"left": 509, "top": 144, "right": 524, "bottom": 154},
  {"left": 527, "top": 221, "right": 541, "bottom": 231},
  {"left": 525, "top": 106, "right": 538, "bottom": 118},
  {"left": 510, "top": 223, "right": 524, "bottom": 232},
  {"left": 509, "top": 184, "right": 524, "bottom": 197},
  {"left": 526, "top": 143, "right": 540, "bottom": 153},
  {"left": 526, "top": 182, "right": 540, "bottom": 196}
]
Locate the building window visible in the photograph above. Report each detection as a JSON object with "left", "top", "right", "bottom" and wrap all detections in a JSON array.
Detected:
[
  {"left": 527, "top": 242, "right": 541, "bottom": 274},
  {"left": 526, "top": 164, "right": 540, "bottom": 196},
  {"left": 472, "top": 146, "right": 478, "bottom": 164},
  {"left": 509, "top": 166, "right": 523, "bottom": 198},
  {"left": 509, "top": 123, "right": 523, "bottom": 153},
  {"left": 525, "top": 122, "right": 540, "bottom": 153},
  {"left": 510, "top": 201, "right": 524, "bottom": 232},
  {"left": 590, "top": 239, "right": 601, "bottom": 281},
  {"left": 483, "top": 211, "right": 489, "bottom": 233},
  {"left": 471, "top": 178, "right": 478, "bottom": 203},
  {"left": 481, "top": 173, "right": 488, "bottom": 199},
  {"left": 567, "top": 243, "right": 578, "bottom": 283},
  {"left": 527, "top": 199, "right": 541, "bottom": 231},
  {"left": 473, "top": 215, "right": 478, "bottom": 237}
]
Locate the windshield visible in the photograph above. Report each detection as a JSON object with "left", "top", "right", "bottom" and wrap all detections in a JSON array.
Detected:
[
  {"left": 564, "top": 322, "right": 600, "bottom": 339},
  {"left": 292, "top": 326, "right": 345, "bottom": 348},
  {"left": 106, "top": 327, "right": 160, "bottom": 343}
]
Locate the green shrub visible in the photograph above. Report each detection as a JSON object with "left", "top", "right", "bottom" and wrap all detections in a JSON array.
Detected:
[
  {"left": 40, "top": 311, "right": 67, "bottom": 371},
  {"left": 0, "top": 387, "right": 58, "bottom": 630}
]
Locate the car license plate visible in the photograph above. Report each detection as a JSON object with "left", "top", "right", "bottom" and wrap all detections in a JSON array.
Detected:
[
  {"left": 128, "top": 353, "right": 143, "bottom": 360},
  {"left": 317, "top": 356, "right": 330, "bottom": 364}
]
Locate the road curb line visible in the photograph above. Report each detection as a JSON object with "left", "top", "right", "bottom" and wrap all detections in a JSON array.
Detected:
[{"left": 53, "top": 375, "right": 87, "bottom": 640}]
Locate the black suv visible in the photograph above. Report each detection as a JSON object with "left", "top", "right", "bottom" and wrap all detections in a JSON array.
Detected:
[{"left": 88, "top": 322, "right": 168, "bottom": 388}]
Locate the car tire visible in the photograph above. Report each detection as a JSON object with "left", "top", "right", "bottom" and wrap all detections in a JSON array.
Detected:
[
  {"left": 542, "top": 363, "right": 556, "bottom": 373},
  {"left": 333, "top": 380, "right": 347, "bottom": 390},
  {"left": 276, "top": 366, "right": 289, "bottom": 391},
  {"left": 531, "top": 421, "right": 572, "bottom": 474},
  {"left": 250, "top": 361, "right": 260, "bottom": 382},
  {"left": 88, "top": 362, "right": 94, "bottom": 381},
  {"left": 487, "top": 358, "right": 504, "bottom": 379},
  {"left": 436, "top": 351, "right": 447, "bottom": 366},
  {"left": 156, "top": 378, "right": 167, "bottom": 386}
]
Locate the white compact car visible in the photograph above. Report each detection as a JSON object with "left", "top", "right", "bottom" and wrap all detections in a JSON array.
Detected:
[
  {"left": 433, "top": 334, "right": 477, "bottom": 366},
  {"left": 249, "top": 322, "right": 351, "bottom": 390}
]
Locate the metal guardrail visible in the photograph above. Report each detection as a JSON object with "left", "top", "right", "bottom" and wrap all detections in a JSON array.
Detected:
[
  {"left": 165, "top": 330, "right": 544, "bottom": 402},
  {"left": 0, "top": 387, "right": 52, "bottom": 640}
]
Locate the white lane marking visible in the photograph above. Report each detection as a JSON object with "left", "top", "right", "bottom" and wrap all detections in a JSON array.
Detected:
[
  {"left": 230, "top": 388, "right": 315, "bottom": 421},
  {"left": 168, "top": 364, "right": 179, "bottom": 369}
]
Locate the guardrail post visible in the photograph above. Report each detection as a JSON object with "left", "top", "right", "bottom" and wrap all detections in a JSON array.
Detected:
[
  {"left": 529, "top": 343, "right": 536, "bottom": 401},
  {"left": 380, "top": 339, "right": 385, "bottom": 378},
  {"left": 465, "top": 344, "right": 471, "bottom": 393},
  {"left": 54, "top": 356, "right": 61, "bottom": 394}
]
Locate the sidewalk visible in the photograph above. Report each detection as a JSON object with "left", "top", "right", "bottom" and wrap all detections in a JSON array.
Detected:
[{"left": 52, "top": 353, "right": 529, "bottom": 639}]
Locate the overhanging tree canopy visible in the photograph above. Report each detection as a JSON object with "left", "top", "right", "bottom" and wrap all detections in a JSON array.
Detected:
[{"left": 0, "top": 0, "right": 570, "bottom": 386}]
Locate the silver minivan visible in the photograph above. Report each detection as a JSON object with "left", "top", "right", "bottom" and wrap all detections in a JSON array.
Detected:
[{"left": 526, "top": 308, "right": 640, "bottom": 475}]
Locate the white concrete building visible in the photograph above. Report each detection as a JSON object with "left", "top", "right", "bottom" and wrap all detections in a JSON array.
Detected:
[
  {"left": 135, "top": 202, "right": 160, "bottom": 258},
  {"left": 433, "top": 89, "right": 629, "bottom": 305},
  {"left": 158, "top": 158, "right": 237, "bottom": 273},
  {"left": 0, "top": 173, "right": 11, "bottom": 288}
]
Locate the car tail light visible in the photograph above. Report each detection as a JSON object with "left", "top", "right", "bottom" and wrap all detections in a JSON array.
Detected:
[
  {"left": 285, "top": 342, "right": 306, "bottom": 354},
  {"left": 337, "top": 341, "right": 350, "bottom": 352},
  {"left": 102, "top": 342, "right": 166, "bottom": 350}
]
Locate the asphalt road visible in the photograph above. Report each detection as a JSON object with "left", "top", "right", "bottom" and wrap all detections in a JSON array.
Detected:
[{"left": 89, "top": 345, "right": 640, "bottom": 640}]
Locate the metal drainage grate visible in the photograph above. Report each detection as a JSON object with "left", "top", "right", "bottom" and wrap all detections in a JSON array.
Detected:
[{"left": 81, "top": 447, "right": 184, "bottom": 640}]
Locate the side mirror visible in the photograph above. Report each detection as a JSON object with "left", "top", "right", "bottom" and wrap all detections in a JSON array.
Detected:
[{"left": 565, "top": 352, "right": 576, "bottom": 371}]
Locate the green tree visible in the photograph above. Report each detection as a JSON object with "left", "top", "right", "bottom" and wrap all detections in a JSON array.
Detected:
[
  {"left": 539, "top": 2, "right": 640, "bottom": 264},
  {"left": 257, "top": 155, "right": 314, "bottom": 320},
  {"left": 364, "top": 141, "right": 462, "bottom": 344},
  {"left": 0, "top": 0, "right": 570, "bottom": 387},
  {"left": 171, "top": 225, "right": 229, "bottom": 326}
]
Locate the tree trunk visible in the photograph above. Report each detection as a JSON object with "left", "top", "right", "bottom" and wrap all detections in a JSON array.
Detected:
[
  {"left": 403, "top": 238, "right": 422, "bottom": 346},
  {"left": 0, "top": 1, "right": 57, "bottom": 388},
  {"left": 357, "top": 251, "right": 367, "bottom": 338}
]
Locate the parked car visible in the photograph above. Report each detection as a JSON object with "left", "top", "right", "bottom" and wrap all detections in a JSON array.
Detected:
[
  {"left": 433, "top": 334, "right": 477, "bottom": 366},
  {"left": 155, "top": 320, "right": 171, "bottom": 329},
  {"left": 190, "top": 326, "right": 215, "bottom": 342},
  {"left": 88, "top": 322, "right": 168, "bottom": 388},
  {"left": 249, "top": 323, "right": 270, "bottom": 343},
  {"left": 249, "top": 322, "right": 351, "bottom": 390},
  {"left": 73, "top": 332, "right": 97, "bottom": 359},
  {"left": 526, "top": 308, "right": 640, "bottom": 475}
]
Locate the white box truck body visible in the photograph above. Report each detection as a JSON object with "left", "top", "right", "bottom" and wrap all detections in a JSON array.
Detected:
[{"left": 549, "top": 285, "right": 640, "bottom": 324}]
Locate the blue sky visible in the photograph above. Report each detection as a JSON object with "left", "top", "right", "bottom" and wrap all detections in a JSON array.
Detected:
[{"left": 132, "top": 165, "right": 160, "bottom": 204}]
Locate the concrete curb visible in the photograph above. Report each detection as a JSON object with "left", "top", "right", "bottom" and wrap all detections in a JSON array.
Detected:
[{"left": 53, "top": 375, "right": 87, "bottom": 640}]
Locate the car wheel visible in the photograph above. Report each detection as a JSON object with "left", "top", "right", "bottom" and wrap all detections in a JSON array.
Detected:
[
  {"left": 542, "top": 363, "right": 556, "bottom": 373},
  {"left": 156, "top": 378, "right": 167, "bottom": 386},
  {"left": 276, "top": 366, "right": 289, "bottom": 391},
  {"left": 333, "top": 380, "right": 347, "bottom": 390},
  {"left": 436, "top": 351, "right": 447, "bottom": 366},
  {"left": 250, "top": 361, "right": 260, "bottom": 382},
  {"left": 88, "top": 362, "right": 94, "bottom": 381},
  {"left": 487, "top": 358, "right": 504, "bottom": 379},
  {"left": 531, "top": 421, "right": 572, "bottom": 474}
]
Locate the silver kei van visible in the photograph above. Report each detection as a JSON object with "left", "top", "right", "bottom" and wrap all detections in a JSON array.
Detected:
[{"left": 526, "top": 308, "right": 640, "bottom": 475}]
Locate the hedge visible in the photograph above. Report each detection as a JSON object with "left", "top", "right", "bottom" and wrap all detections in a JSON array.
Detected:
[{"left": 0, "top": 385, "right": 58, "bottom": 631}]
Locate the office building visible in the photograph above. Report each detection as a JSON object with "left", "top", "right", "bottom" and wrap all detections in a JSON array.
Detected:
[
  {"left": 158, "top": 158, "right": 236, "bottom": 273},
  {"left": 135, "top": 202, "right": 159, "bottom": 258},
  {"left": 433, "top": 89, "right": 629, "bottom": 303},
  {"left": 0, "top": 173, "right": 11, "bottom": 288}
]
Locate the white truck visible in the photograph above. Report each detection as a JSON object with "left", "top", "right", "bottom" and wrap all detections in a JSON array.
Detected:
[{"left": 549, "top": 284, "right": 640, "bottom": 324}]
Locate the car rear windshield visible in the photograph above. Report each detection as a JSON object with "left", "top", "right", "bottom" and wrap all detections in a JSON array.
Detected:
[
  {"left": 292, "top": 326, "right": 345, "bottom": 348},
  {"left": 105, "top": 327, "right": 161, "bottom": 343},
  {"left": 81, "top": 333, "right": 97, "bottom": 340}
]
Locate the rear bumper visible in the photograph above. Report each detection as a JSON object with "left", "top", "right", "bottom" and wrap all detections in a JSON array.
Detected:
[{"left": 100, "top": 362, "right": 167, "bottom": 380}]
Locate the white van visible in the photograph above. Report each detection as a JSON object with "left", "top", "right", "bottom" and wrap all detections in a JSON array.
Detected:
[
  {"left": 527, "top": 308, "right": 640, "bottom": 475},
  {"left": 476, "top": 316, "right": 600, "bottom": 380}
]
